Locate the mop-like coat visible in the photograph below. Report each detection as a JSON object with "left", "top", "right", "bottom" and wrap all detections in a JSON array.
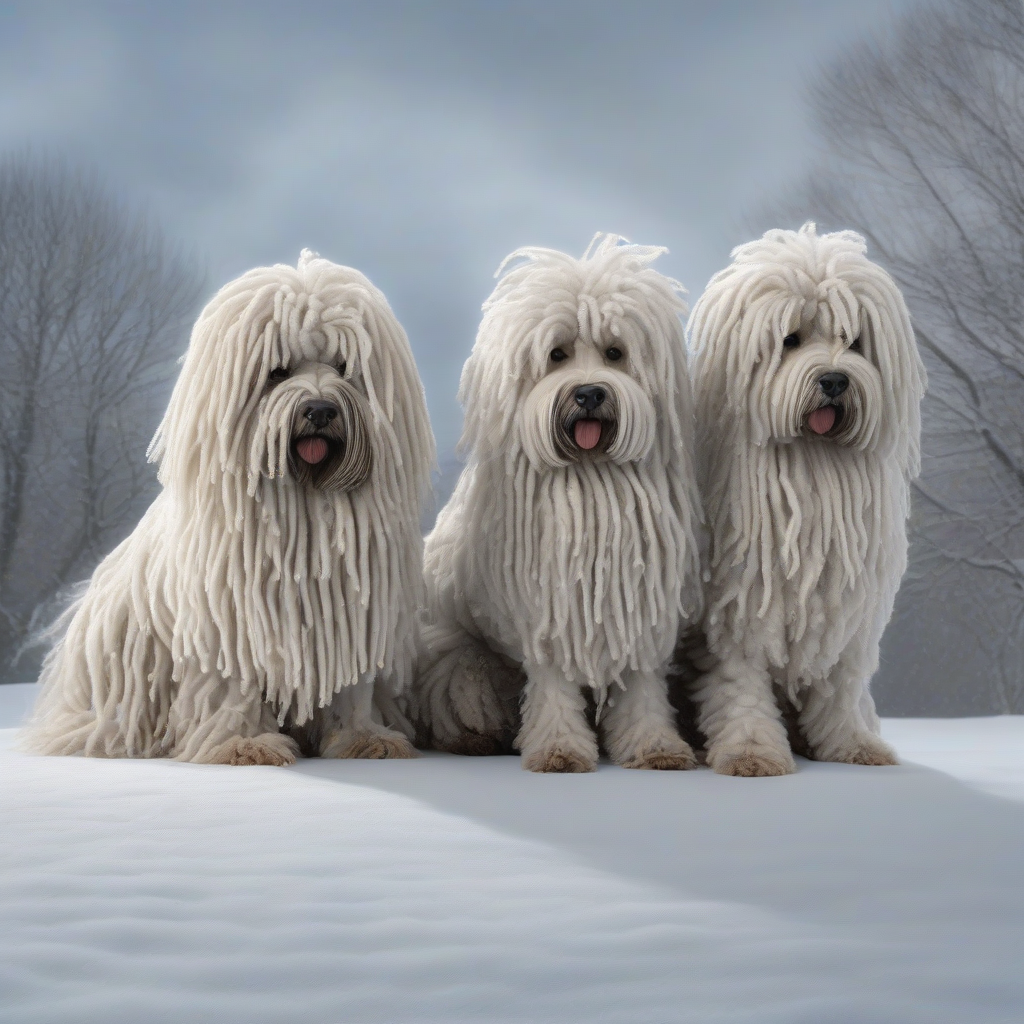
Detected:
[
  {"left": 23, "top": 251, "right": 434, "bottom": 764},
  {"left": 686, "top": 224, "right": 926, "bottom": 776},
  {"left": 413, "top": 235, "right": 703, "bottom": 772}
]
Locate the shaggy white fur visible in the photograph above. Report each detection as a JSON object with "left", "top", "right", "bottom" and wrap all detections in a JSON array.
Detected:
[
  {"left": 412, "top": 235, "right": 703, "bottom": 773},
  {"left": 23, "top": 251, "right": 434, "bottom": 765},
  {"left": 685, "top": 223, "right": 926, "bottom": 776}
]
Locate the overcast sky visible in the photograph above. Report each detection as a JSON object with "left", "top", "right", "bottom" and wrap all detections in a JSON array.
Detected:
[{"left": 0, "top": 0, "right": 923, "bottom": 456}]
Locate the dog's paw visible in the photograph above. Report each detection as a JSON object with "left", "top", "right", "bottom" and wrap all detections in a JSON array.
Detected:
[
  {"left": 822, "top": 736, "right": 899, "bottom": 766},
  {"left": 321, "top": 729, "right": 417, "bottom": 760},
  {"left": 209, "top": 733, "right": 299, "bottom": 766},
  {"left": 709, "top": 748, "right": 796, "bottom": 777},
  {"left": 620, "top": 746, "right": 697, "bottom": 771},
  {"left": 522, "top": 747, "right": 597, "bottom": 773}
]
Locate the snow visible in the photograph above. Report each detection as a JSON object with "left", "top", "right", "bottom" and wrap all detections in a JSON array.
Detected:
[{"left": 1, "top": 682, "right": 1022, "bottom": 1023}]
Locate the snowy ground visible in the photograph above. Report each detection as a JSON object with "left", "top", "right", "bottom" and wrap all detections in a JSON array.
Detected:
[{"left": 1, "top": 683, "right": 1022, "bottom": 1024}]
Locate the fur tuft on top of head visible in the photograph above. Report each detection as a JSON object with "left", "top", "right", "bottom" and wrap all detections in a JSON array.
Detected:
[{"left": 689, "top": 222, "right": 926, "bottom": 481}]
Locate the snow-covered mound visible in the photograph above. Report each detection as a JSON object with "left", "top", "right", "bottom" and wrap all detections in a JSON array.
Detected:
[{"left": 1, "top": 682, "right": 1022, "bottom": 1024}]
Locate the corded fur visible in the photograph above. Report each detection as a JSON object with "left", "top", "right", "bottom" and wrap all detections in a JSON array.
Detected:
[
  {"left": 684, "top": 224, "right": 926, "bottom": 774},
  {"left": 23, "top": 251, "right": 434, "bottom": 761},
  {"left": 413, "top": 235, "right": 702, "bottom": 770}
]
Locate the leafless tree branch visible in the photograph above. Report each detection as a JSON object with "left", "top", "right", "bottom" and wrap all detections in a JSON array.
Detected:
[{"left": 761, "top": 0, "right": 1024, "bottom": 711}]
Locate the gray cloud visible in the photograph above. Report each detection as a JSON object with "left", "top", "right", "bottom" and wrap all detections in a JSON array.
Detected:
[{"left": 0, "top": 0, "right": 920, "bottom": 454}]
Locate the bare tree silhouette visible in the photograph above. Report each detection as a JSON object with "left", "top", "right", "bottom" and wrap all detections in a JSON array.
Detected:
[
  {"left": 0, "top": 156, "right": 201, "bottom": 684},
  {"left": 764, "top": 0, "right": 1024, "bottom": 712}
]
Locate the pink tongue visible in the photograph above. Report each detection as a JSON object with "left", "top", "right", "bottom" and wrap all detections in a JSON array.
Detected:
[
  {"left": 808, "top": 407, "right": 836, "bottom": 435},
  {"left": 574, "top": 419, "right": 602, "bottom": 450},
  {"left": 296, "top": 437, "right": 329, "bottom": 464}
]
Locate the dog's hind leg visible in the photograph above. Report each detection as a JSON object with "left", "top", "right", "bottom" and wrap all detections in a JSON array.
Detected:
[
  {"left": 413, "top": 633, "right": 522, "bottom": 755},
  {"left": 601, "top": 669, "right": 696, "bottom": 770},
  {"left": 517, "top": 665, "right": 598, "bottom": 773},
  {"left": 21, "top": 577, "right": 174, "bottom": 760},
  {"left": 694, "top": 652, "right": 796, "bottom": 777},
  {"left": 318, "top": 677, "right": 417, "bottom": 760},
  {"left": 798, "top": 663, "right": 897, "bottom": 766}
]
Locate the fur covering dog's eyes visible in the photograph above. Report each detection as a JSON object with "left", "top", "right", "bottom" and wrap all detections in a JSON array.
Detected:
[
  {"left": 783, "top": 333, "right": 800, "bottom": 349},
  {"left": 550, "top": 347, "right": 568, "bottom": 363},
  {"left": 337, "top": 359, "right": 347, "bottom": 376},
  {"left": 849, "top": 337, "right": 862, "bottom": 353},
  {"left": 267, "top": 367, "right": 290, "bottom": 385},
  {"left": 605, "top": 347, "right": 623, "bottom": 361}
]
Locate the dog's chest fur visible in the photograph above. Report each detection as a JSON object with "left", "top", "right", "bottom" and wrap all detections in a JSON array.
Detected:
[
  {"left": 432, "top": 454, "right": 698, "bottom": 688},
  {"left": 705, "top": 440, "right": 909, "bottom": 684},
  {"left": 171, "top": 478, "right": 420, "bottom": 725}
]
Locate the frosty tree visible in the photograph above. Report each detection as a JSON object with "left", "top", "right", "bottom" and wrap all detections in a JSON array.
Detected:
[
  {"left": 771, "top": 0, "right": 1024, "bottom": 712},
  {"left": 0, "top": 156, "right": 201, "bottom": 684}
]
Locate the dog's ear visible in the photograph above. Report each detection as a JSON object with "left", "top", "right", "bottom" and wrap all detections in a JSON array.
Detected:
[{"left": 854, "top": 266, "right": 926, "bottom": 479}]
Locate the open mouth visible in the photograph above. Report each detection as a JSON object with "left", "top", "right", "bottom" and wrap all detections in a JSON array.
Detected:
[
  {"left": 293, "top": 434, "right": 338, "bottom": 466},
  {"left": 551, "top": 383, "right": 620, "bottom": 461},
  {"left": 286, "top": 393, "right": 373, "bottom": 492},
  {"left": 807, "top": 404, "right": 843, "bottom": 436},
  {"left": 564, "top": 414, "right": 616, "bottom": 455},
  {"left": 573, "top": 419, "right": 603, "bottom": 451}
]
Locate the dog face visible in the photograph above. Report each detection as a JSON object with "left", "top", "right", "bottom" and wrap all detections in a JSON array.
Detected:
[
  {"left": 762, "top": 311, "right": 884, "bottom": 451},
  {"left": 517, "top": 310, "right": 658, "bottom": 470},
  {"left": 460, "top": 235, "right": 691, "bottom": 472},
  {"left": 690, "top": 224, "right": 926, "bottom": 468},
  {"left": 254, "top": 353, "right": 373, "bottom": 493},
  {"left": 151, "top": 250, "right": 433, "bottom": 502}
]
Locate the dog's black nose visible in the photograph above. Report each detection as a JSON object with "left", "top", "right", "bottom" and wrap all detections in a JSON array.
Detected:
[
  {"left": 574, "top": 385, "right": 606, "bottom": 412},
  {"left": 818, "top": 372, "right": 849, "bottom": 399},
  {"left": 302, "top": 401, "right": 338, "bottom": 429}
]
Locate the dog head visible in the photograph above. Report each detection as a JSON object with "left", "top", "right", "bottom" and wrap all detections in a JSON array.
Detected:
[
  {"left": 150, "top": 250, "right": 433, "bottom": 502},
  {"left": 459, "top": 234, "right": 692, "bottom": 472},
  {"left": 690, "top": 223, "right": 926, "bottom": 473}
]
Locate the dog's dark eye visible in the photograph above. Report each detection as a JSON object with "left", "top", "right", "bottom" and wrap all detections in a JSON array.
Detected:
[
  {"left": 337, "top": 359, "right": 347, "bottom": 376},
  {"left": 849, "top": 336, "right": 862, "bottom": 353},
  {"left": 783, "top": 333, "right": 800, "bottom": 349},
  {"left": 550, "top": 348, "right": 568, "bottom": 363},
  {"left": 267, "top": 367, "right": 290, "bottom": 385},
  {"left": 605, "top": 346, "right": 623, "bottom": 362}
]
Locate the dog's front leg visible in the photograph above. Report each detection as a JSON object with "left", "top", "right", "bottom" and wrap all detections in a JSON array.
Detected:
[
  {"left": 171, "top": 675, "right": 299, "bottom": 766},
  {"left": 797, "top": 668, "right": 898, "bottom": 766},
  {"left": 319, "top": 678, "right": 417, "bottom": 760},
  {"left": 694, "top": 652, "right": 796, "bottom": 776},
  {"left": 601, "top": 669, "right": 696, "bottom": 770},
  {"left": 516, "top": 665, "right": 598, "bottom": 773}
]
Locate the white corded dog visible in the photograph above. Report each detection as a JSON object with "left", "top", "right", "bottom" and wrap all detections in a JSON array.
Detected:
[
  {"left": 684, "top": 224, "right": 926, "bottom": 776},
  {"left": 24, "top": 251, "right": 434, "bottom": 764},
  {"left": 412, "top": 235, "right": 703, "bottom": 772}
]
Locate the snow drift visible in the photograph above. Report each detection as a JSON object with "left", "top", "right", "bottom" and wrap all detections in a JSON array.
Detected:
[{"left": 1, "top": 684, "right": 1022, "bottom": 1023}]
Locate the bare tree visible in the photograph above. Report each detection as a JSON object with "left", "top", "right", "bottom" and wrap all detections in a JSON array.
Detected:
[
  {"left": 763, "top": 0, "right": 1024, "bottom": 712},
  {"left": 0, "top": 156, "right": 201, "bottom": 684}
]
